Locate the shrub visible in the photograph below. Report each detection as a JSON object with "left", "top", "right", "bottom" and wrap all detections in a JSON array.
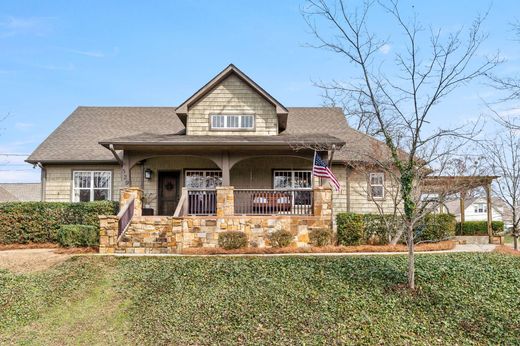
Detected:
[
  {"left": 336, "top": 213, "right": 364, "bottom": 245},
  {"left": 456, "top": 221, "right": 504, "bottom": 236},
  {"left": 337, "top": 212, "right": 458, "bottom": 245},
  {"left": 309, "top": 228, "right": 332, "bottom": 247},
  {"left": 218, "top": 231, "right": 248, "bottom": 250},
  {"left": 416, "top": 214, "right": 456, "bottom": 242},
  {"left": 363, "top": 214, "right": 404, "bottom": 245},
  {"left": 57, "top": 225, "right": 99, "bottom": 247},
  {"left": 0, "top": 201, "right": 119, "bottom": 244},
  {"left": 268, "top": 229, "right": 294, "bottom": 248}
]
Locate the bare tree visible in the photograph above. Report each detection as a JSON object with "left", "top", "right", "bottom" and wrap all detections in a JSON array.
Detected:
[
  {"left": 303, "top": 0, "right": 500, "bottom": 289},
  {"left": 483, "top": 117, "right": 520, "bottom": 250}
]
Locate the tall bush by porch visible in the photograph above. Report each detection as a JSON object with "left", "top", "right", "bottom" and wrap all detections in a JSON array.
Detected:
[
  {"left": 0, "top": 201, "right": 119, "bottom": 244},
  {"left": 336, "top": 212, "right": 456, "bottom": 245}
]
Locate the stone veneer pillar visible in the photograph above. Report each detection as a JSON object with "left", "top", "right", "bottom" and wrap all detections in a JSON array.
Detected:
[
  {"left": 216, "top": 186, "right": 234, "bottom": 217},
  {"left": 120, "top": 187, "right": 143, "bottom": 217},
  {"left": 98, "top": 215, "right": 118, "bottom": 254},
  {"left": 313, "top": 186, "right": 333, "bottom": 219}
]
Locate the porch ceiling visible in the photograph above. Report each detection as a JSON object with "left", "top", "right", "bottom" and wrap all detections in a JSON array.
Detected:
[{"left": 100, "top": 133, "right": 345, "bottom": 151}]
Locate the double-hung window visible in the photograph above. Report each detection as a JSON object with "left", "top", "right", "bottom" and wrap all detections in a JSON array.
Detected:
[
  {"left": 73, "top": 171, "right": 112, "bottom": 202},
  {"left": 210, "top": 114, "right": 254, "bottom": 130},
  {"left": 273, "top": 170, "right": 312, "bottom": 206},
  {"left": 273, "top": 170, "right": 313, "bottom": 190},
  {"left": 474, "top": 203, "right": 487, "bottom": 213},
  {"left": 185, "top": 170, "right": 223, "bottom": 189},
  {"left": 369, "top": 172, "right": 385, "bottom": 199}
]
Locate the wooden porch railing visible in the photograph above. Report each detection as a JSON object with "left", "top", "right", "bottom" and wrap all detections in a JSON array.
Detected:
[
  {"left": 173, "top": 189, "right": 188, "bottom": 217},
  {"left": 117, "top": 196, "right": 135, "bottom": 240},
  {"left": 187, "top": 189, "right": 217, "bottom": 215},
  {"left": 234, "top": 189, "right": 313, "bottom": 215}
]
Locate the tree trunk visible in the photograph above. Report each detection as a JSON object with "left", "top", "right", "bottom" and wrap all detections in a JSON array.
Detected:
[
  {"left": 514, "top": 234, "right": 518, "bottom": 251},
  {"left": 390, "top": 227, "right": 404, "bottom": 245},
  {"left": 407, "top": 223, "right": 415, "bottom": 289}
]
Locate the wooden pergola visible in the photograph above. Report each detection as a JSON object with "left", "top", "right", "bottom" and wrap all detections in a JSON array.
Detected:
[{"left": 422, "top": 176, "right": 499, "bottom": 243}]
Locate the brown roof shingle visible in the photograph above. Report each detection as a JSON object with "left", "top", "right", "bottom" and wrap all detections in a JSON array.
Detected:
[
  {"left": 27, "top": 106, "right": 390, "bottom": 164},
  {"left": 0, "top": 183, "right": 41, "bottom": 202}
]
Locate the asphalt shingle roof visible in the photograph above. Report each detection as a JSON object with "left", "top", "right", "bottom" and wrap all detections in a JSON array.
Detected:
[
  {"left": 27, "top": 106, "right": 390, "bottom": 164},
  {"left": 0, "top": 183, "right": 41, "bottom": 202}
]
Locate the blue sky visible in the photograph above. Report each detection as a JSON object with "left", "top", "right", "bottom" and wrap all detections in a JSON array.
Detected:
[{"left": 0, "top": 0, "right": 519, "bottom": 182}]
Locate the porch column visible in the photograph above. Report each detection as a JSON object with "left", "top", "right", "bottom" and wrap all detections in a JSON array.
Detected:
[
  {"left": 216, "top": 186, "right": 234, "bottom": 217},
  {"left": 313, "top": 187, "right": 333, "bottom": 228},
  {"left": 459, "top": 190, "right": 466, "bottom": 235},
  {"left": 121, "top": 151, "right": 132, "bottom": 187},
  {"left": 486, "top": 182, "right": 493, "bottom": 243},
  {"left": 120, "top": 187, "right": 143, "bottom": 217},
  {"left": 221, "top": 151, "right": 230, "bottom": 186}
]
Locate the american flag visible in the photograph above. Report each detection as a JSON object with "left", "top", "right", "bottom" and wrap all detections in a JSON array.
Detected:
[{"left": 313, "top": 152, "right": 341, "bottom": 191}]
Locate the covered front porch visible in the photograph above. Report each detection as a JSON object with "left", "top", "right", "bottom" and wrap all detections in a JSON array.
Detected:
[{"left": 101, "top": 133, "right": 344, "bottom": 217}]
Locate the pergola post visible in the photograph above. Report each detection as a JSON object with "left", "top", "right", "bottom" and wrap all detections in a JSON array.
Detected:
[
  {"left": 459, "top": 190, "right": 466, "bottom": 235},
  {"left": 485, "top": 182, "right": 493, "bottom": 243}
]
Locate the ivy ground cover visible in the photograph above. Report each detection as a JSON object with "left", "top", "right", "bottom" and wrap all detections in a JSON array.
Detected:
[{"left": 0, "top": 253, "right": 518, "bottom": 345}]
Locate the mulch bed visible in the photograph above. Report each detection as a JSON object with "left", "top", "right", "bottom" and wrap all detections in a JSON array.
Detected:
[
  {"left": 181, "top": 240, "right": 456, "bottom": 255},
  {"left": 0, "top": 243, "right": 59, "bottom": 251},
  {"left": 494, "top": 245, "right": 520, "bottom": 256}
]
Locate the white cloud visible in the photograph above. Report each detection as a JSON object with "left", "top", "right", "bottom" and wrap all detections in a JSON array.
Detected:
[
  {"left": 14, "top": 122, "right": 35, "bottom": 130},
  {"left": 64, "top": 48, "right": 105, "bottom": 58},
  {"left": 0, "top": 16, "right": 54, "bottom": 38},
  {"left": 379, "top": 44, "right": 391, "bottom": 55}
]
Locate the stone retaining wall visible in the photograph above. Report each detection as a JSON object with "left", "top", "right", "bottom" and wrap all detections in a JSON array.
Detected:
[
  {"left": 99, "top": 215, "right": 331, "bottom": 254},
  {"left": 99, "top": 186, "right": 333, "bottom": 254}
]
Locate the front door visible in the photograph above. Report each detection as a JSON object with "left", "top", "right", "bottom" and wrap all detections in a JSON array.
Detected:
[{"left": 158, "top": 171, "right": 180, "bottom": 215}]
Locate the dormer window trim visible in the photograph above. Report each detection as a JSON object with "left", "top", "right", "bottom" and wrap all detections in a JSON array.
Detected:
[{"left": 210, "top": 114, "right": 255, "bottom": 131}]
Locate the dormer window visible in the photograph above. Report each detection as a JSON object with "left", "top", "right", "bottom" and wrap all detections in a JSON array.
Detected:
[{"left": 210, "top": 114, "right": 254, "bottom": 130}]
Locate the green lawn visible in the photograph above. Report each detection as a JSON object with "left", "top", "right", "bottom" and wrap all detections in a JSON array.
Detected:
[{"left": 1, "top": 254, "right": 519, "bottom": 345}]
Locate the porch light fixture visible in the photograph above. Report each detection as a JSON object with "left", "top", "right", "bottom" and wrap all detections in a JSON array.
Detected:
[{"left": 144, "top": 168, "right": 153, "bottom": 180}]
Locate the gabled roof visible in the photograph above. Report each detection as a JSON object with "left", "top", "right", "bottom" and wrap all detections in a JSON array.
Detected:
[
  {"left": 175, "top": 64, "right": 289, "bottom": 131},
  {"left": 0, "top": 183, "right": 41, "bottom": 202},
  {"left": 445, "top": 197, "right": 508, "bottom": 216},
  {"left": 27, "top": 106, "right": 394, "bottom": 164}
]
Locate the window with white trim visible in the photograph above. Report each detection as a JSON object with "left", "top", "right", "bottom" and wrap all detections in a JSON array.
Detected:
[
  {"left": 73, "top": 171, "right": 112, "bottom": 202},
  {"left": 185, "top": 170, "right": 222, "bottom": 189},
  {"left": 273, "top": 170, "right": 313, "bottom": 190},
  {"left": 474, "top": 203, "right": 487, "bottom": 213},
  {"left": 369, "top": 172, "right": 384, "bottom": 199},
  {"left": 210, "top": 114, "right": 254, "bottom": 130}
]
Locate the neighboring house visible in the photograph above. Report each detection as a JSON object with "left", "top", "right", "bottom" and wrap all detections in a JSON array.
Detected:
[
  {"left": 26, "top": 64, "right": 399, "bottom": 220},
  {"left": 445, "top": 197, "right": 513, "bottom": 229},
  {"left": 0, "top": 183, "right": 41, "bottom": 202}
]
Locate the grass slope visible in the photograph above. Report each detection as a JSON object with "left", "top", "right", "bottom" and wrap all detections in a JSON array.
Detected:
[{"left": 0, "top": 253, "right": 519, "bottom": 345}]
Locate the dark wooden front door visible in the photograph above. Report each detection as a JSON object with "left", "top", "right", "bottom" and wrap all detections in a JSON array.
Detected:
[{"left": 158, "top": 171, "right": 180, "bottom": 216}]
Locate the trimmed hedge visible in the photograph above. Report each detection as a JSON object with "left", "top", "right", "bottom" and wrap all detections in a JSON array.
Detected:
[
  {"left": 218, "top": 231, "right": 248, "bottom": 250},
  {"left": 337, "top": 213, "right": 364, "bottom": 245},
  {"left": 57, "top": 225, "right": 99, "bottom": 247},
  {"left": 415, "top": 214, "right": 457, "bottom": 242},
  {"left": 0, "top": 201, "right": 119, "bottom": 244},
  {"left": 336, "top": 212, "right": 457, "bottom": 245},
  {"left": 456, "top": 221, "right": 504, "bottom": 236}
]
